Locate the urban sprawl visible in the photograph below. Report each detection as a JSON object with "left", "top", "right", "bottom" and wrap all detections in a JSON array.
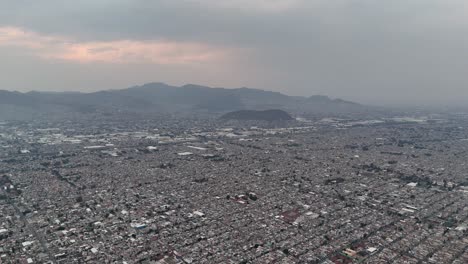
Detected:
[{"left": 1, "top": 113, "right": 468, "bottom": 264}]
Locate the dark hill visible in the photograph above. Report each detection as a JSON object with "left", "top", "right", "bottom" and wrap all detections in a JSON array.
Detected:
[{"left": 220, "top": 109, "right": 293, "bottom": 121}]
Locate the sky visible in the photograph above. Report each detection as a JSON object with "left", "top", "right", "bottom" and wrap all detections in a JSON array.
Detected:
[{"left": 0, "top": 0, "right": 468, "bottom": 106}]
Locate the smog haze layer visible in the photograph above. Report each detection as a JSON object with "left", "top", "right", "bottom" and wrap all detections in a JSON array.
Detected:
[{"left": 1, "top": 0, "right": 468, "bottom": 107}]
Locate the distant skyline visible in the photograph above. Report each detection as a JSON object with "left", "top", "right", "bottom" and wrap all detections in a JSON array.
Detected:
[{"left": 1, "top": 0, "right": 468, "bottom": 106}]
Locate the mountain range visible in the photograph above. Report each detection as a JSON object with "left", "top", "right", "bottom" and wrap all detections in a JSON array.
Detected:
[{"left": 0, "top": 83, "right": 372, "bottom": 120}]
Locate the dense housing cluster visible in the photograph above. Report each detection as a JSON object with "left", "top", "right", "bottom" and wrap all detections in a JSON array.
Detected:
[{"left": 0, "top": 113, "right": 467, "bottom": 264}]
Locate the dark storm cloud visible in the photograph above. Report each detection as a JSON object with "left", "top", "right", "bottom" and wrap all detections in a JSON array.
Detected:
[
  {"left": 0, "top": 0, "right": 315, "bottom": 44},
  {"left": 0, "top": 0, "right": 468, "bottom": 106}
]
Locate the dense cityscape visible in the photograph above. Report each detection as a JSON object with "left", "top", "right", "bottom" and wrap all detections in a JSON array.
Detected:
[{"left": 1, "top": 112, "right": 467, "bottom": 263}]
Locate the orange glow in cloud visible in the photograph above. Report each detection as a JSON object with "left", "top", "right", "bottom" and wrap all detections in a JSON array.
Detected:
[{"left": 0, "top": 26, "right": 229, "bottom": 64}]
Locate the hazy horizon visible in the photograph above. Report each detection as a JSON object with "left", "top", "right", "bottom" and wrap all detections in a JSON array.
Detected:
[
  {"left": 1, "top": 0, "right": 468, "bottom": 107},
  {"left": 0, "top": 81, "right": 463, "bottom": 109}
]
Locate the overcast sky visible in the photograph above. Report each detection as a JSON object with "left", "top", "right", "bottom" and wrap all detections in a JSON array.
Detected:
[{"left": 1, "top": 0, "right": 467, "bottom": 106}]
